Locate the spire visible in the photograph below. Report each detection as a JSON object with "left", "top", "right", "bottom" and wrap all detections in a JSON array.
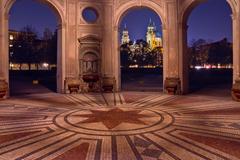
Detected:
[
  {"left": 149, "top": 18, "right": 154, "bottom": 27},
  {"left": 121, "top": 23, "right": 130, "bottom": 44},
  {"left": 124, "top": 23, "right": 127, "bottom": 31}
]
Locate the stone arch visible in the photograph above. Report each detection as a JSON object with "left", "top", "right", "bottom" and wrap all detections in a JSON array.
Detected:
[
  {"left": 4, "top": 0, "right": 65, "bottom": 24},
  {"left": 179, "top": 0, "right": 236, "bottom": 94},
  {"left": 114, "top": 1, "right": 166, "bottom": 29},
  {"left": 113, "top": 0, "right": 166, "bottom": 91},
  {"left": 180, "top": 0, "right": 236, "bottom": 26},
  {"left": 1, "top": 0, "right": 66, "bottom": 94}
]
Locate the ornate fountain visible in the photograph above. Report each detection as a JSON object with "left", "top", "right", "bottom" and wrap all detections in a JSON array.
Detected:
[{"left": 78, "top": 35, "right": 101, "bottom": 92}]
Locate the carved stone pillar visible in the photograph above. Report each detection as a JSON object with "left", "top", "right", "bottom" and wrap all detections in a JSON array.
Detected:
[
  {"left": 113, "top": 25, "right": 121, "bottom": 91},
  {"left": 0, "top": 10, "right": 9, "bottom": 97},
  {"left": 232, "top": 79, "right": 240, "bottom": 101},
  {"left": 163, "top": 1, "right": 182, "bottom": 95},
  {"left": 231, "top": 14, "right": 240, "bottom": 101},
  {"left": 0, "top": 78, "right": 8, "bottom": 99},
  {"left": 179, "top": 23, "right": 189, "bottom": 94},
  {"left": 57, "top": 23, "right": 66, "bottom": 93}
]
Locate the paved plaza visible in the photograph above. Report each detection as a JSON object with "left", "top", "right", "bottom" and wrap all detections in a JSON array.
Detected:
[{"left": 0, "top": 91, "right": 240, "bottom": 160}]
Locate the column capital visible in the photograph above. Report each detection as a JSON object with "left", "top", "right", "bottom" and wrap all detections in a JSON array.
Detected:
[
  {"left": 4, "top": 13, "right": 9, "bottom": 20},
  {"left": 113, "top": 25, "right": 120, "bottom": 32},
  {"left": 231, "top": 14, "right": 236, "bottom": 20},
  {"left": 178, "top": 21, "right": 188, "bottom": 30},
  {"left": 57, "top": 23, "right": 66, "bottom": 30},
  {"left": 230, "top": 13, "right": 240, "bottom": 21}
]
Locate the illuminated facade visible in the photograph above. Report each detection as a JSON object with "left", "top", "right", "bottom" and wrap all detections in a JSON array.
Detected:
[
  {"left": 146, "top": 19, "right": 162, "bottom": 49},
  {"left": 121, "top": 24, "right": 130, "bottom": 44},
  {"left": 121, "top": 19, "right": 163, "bottom": 50}
]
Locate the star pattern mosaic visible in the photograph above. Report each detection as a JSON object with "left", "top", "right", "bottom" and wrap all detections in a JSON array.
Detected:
[{"left": 73, "top": 108, "right": 150, "bottom": 129}]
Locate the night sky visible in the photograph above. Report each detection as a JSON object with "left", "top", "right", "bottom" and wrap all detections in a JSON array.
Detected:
[
  {"left": 9, "top": 0, "right": 232, "bottom": 42},
  {"left": 9, "top": 0, "right": 57, "bottom": 38}
]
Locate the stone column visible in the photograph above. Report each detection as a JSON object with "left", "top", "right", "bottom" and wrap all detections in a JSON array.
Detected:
[
  {"left": 0, "top": 9, "right": 10, "bottom": 97},
  {"left": 0, "top": 4, "right": 4, "bottom": 78},
  {"left": 113, "top": 25, "right": 121, "bottom": 91},
  {"left": 232, "top": 14, "right": 240, "bottom": 82},
  {"left": 231, "top": 13, "right": 240, "bottom": 101},
  {"left": 0, "top": 2, "right": 8, "bottom": 98},
  {"left": 179, "top": 23, "right": 189, "bottom": 94},
  {"left": 102, "top": 4, "right": 114, "bottom": 78},
  {"left": 163, "top": 1, "right": 182, "bottom": 94},
  {"left": 65, "top": 2, "right": 78, "bottom": 80},
  {"left": 56, "top": 23, "right": 66, "bottom": 93}
]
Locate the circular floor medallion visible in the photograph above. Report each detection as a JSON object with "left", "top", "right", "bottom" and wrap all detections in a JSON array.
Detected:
[{"left": 54, "top": 106, "right": 173, "bottom": 136}]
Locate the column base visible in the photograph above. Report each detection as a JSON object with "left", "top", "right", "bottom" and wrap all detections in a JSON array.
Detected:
[
  {"left": 0, "top": 78, "right": 8, "bottom": 99},
  {"left": 232, "top": 79, "right": 240, "bottom": 102},
  {"left": 64, "top": 77, "right": 81, "bottom": 94},
  {"left": 101, "top": 76, "right": 116, "bottom": 92},
  {"left": 164, "top": 77, "right": 181, "bottom": 95}
]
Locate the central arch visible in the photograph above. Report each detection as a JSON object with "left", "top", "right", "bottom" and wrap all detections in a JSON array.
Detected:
[
  {"left": 2, "top": 0, "right": 66, "bottom": 95},
  {"left": 113, "top": 1, "right": 166, "bottom": 91}
]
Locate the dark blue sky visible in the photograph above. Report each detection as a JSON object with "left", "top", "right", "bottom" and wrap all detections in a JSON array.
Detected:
[
  {"left": 187, "top": 0, "right": 232, "bottom": 42},
  {"left": 9, "top": 0, "right": 57, "bottom": 37},
  {"left": 9, "top": 0, "right": 232, "bottom": 42},
  {"left": 120, "top": 0, "right": 232, "bottom": 42},
  {"left": 119, "top": 8, "right": 162, "bottom": 41}
]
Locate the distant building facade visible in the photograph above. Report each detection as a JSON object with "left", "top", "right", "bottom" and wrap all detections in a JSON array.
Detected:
[
  {"left": 121, "top": 24, "right": 130, "bottom": 44},
  {"left": 121, "top": 19, "right": 163, "bottom": 50},
  {"left": 146, "top": 19, "right": 162, "bottom": 49}
]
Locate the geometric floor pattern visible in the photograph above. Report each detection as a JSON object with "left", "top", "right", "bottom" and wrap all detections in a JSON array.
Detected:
[{"left": 0, "top": 92, "right": 240, "bottom": 160}]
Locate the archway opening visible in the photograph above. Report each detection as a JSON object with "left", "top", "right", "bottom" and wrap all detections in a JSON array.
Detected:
[
  {"left": 8, "top": 0, "right": 60, "bottom": 96},
  {"left": 186, "top": 0, "right": 233, "bottom": 97},
  {"left": 119, "top": 7, "right": 164, "bottom": 92}
]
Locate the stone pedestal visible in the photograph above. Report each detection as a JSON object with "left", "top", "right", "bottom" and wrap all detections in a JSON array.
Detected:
[
  {"left": 164, "top": 77, "right": 181, "bottom": 95},
  {"left": 0, "top": 78, "right": 8, "bottom": 99},
  {"left": 101, "top": 76, "right": 116, "bottom": 92},
  {"left": 232, "top": 79, "right": 240, "bottom": 102},
  {"left": 82, "top": 75, "right": 100, "bottom": 92},
  {"left": 64, "top": 78, "right": 81, "bottom": 94}
]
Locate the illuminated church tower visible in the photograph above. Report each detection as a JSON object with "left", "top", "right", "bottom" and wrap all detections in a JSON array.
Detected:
[
  {"left": 146, "top": 19, "right": 162, "bottom": 49},
  {"left": 121, "top": 24, "right": 130, "bottom": 44}
]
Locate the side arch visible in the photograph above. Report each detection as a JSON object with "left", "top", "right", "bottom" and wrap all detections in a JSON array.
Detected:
[
  {"left": 1, "top": 0, "right": 66, "bottom": 94},
  {"left": 3, "top": 0, "right": 65, "bottom": 24},
  {"left": 180, "top": 0, "right": 236, "bottom": 26},
  {"left": 178, "top": 0, "right": 236, "bottom": 94}
]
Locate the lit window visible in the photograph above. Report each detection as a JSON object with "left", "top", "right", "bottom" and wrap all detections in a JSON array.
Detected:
[
  {"left": 9, "top": 44, "right": 13, "bottom": 47},
  {"left": 9, "top": 35, "right": 14, "bottom": 40}
]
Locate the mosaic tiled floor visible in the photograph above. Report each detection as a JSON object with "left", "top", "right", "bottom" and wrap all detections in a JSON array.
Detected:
[{"left": 0, "top": 92, "right": 240, "bottom": 160}]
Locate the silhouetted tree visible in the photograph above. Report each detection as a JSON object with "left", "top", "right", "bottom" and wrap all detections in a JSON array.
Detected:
[
  {"left": 208, "top": 38, "right": 232, "bottom": 65},
  {"left": 11, "top": 25, "right": 38, "bottom": 69},
  {"left": 189, "top": 38, "right": 232, "bottom": 66}
]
